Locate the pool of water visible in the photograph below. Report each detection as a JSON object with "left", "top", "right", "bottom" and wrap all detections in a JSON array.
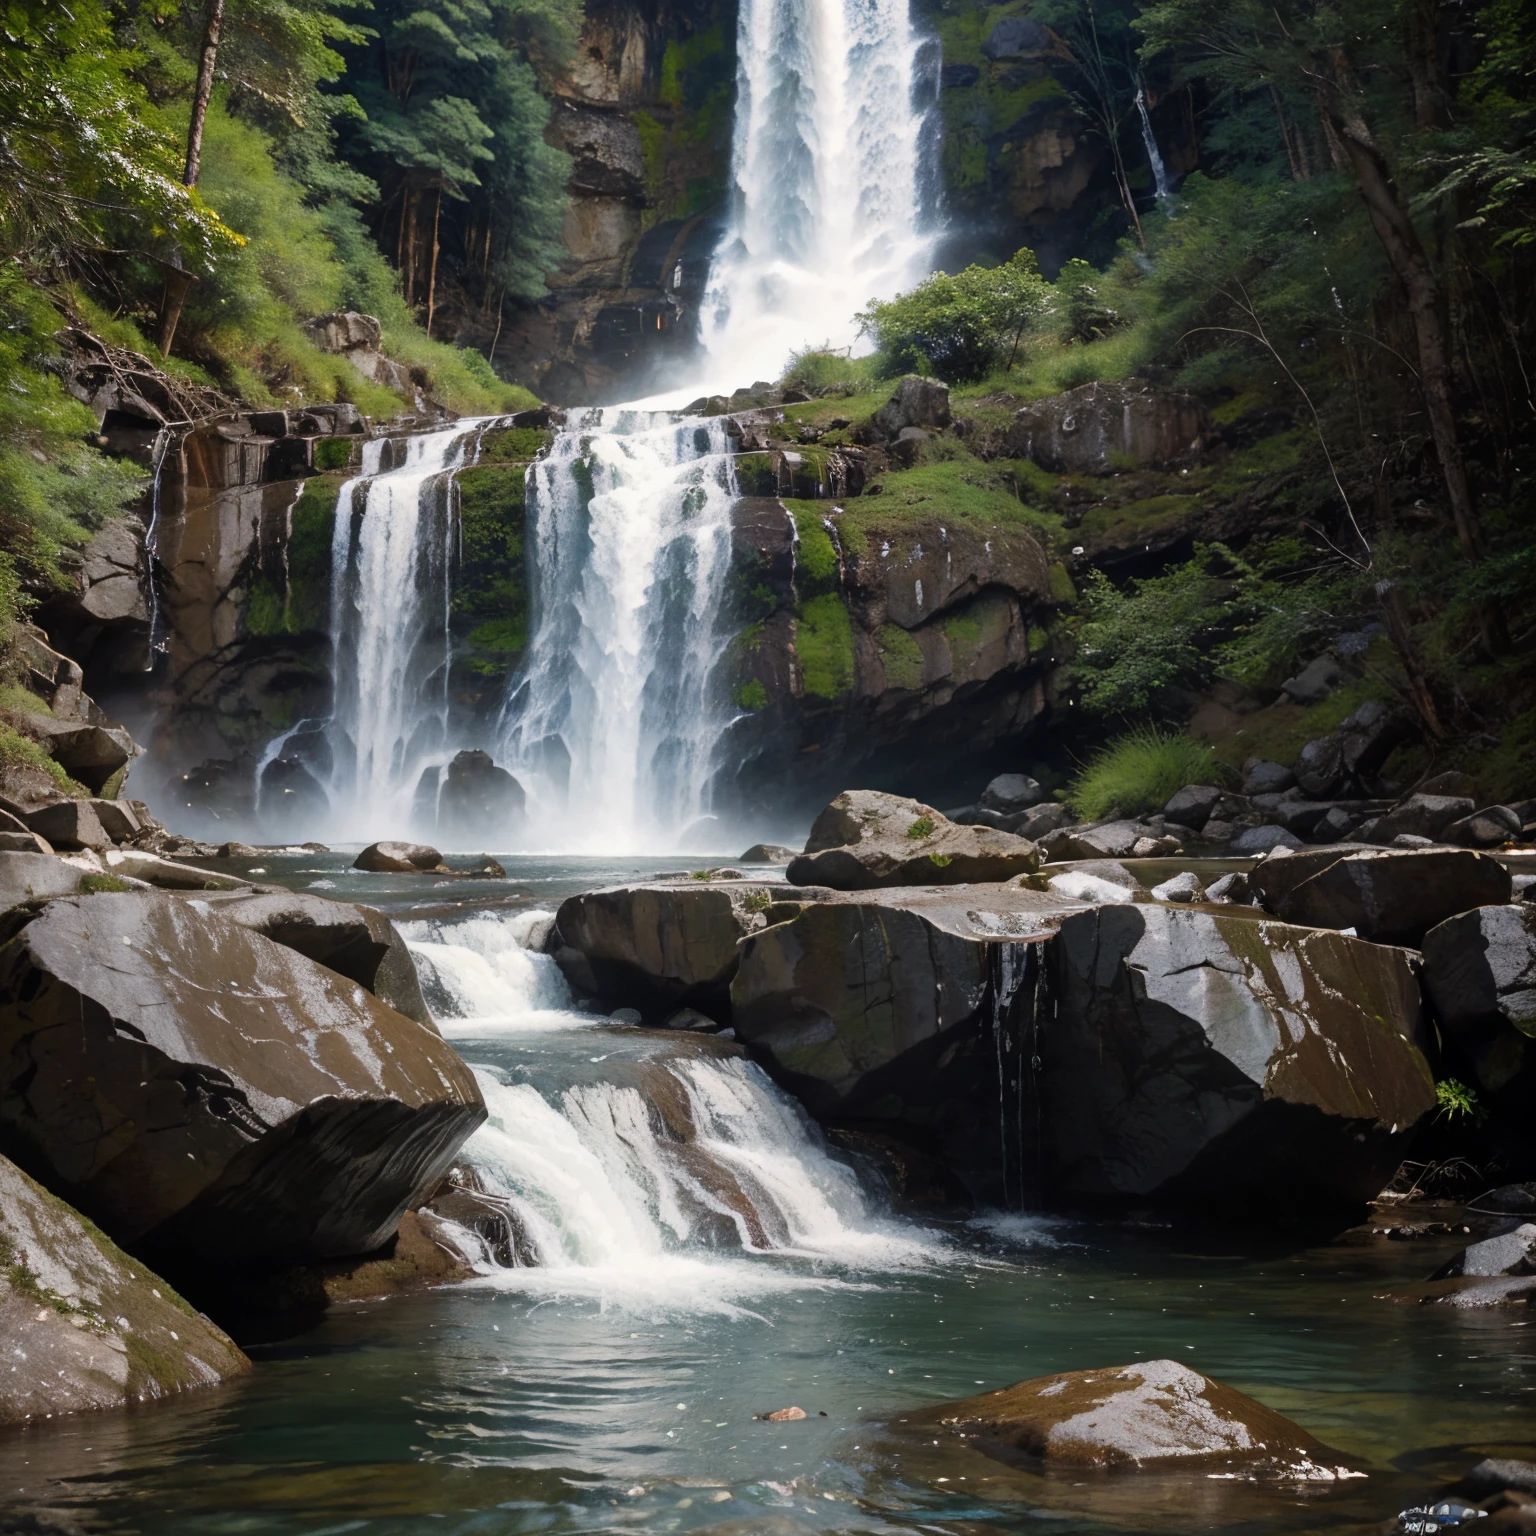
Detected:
[{"left": 3, "top": 854, "right": 1531, "bottom": 1534}]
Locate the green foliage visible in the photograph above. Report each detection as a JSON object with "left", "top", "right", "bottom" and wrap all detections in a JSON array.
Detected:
[
  {"left": 877, "top": 625, "right": 925, "bottom": 690},
  {"left": 1053, "top": 258, "right": 1121, "bottom": 342},
  {"left": 794, "top": 594, "right": 855, "bottom": 700},
  {"left": 452, "top": 463, "right": 528, "bottom": 678},
  {"left": 790, "top": 505, "right": 840, "bottom": 592},
  {"left": 907, "top": 816, "right": 935, "bottom": 839},
  {"left": 313, "top": 436, "right": 354, "bottom": 471},
  {"left": 0, "top": 723, "right": 79, "bottom": 795},
  {"left": 1069, "top": 727, "right": 1221, "bottom": 821},
  {"left": 780, "top": 348, "right": 887, "bottom": 397},
  {"left": 733, "top": 679, "right": 769, "bottom": 711},
  {"left": 1435, "top": 1078, "right": 1486, "bottom": 1124},
  {"left": 856, "top": 249, "right": 1053, "bottom": 381},
  {"left": 78, "top": 873, "right": 133, "bottom": 894}
]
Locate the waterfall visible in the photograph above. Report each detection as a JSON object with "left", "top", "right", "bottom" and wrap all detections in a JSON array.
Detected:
[
  {"left": 1136, "top": 84, "right": 1172, "bottom": 205},
  {"left": 402, "top": 910, "right": 934, "bottom": 1310},
  {"left": 317, "top": 419, "right": 499, "bottom": 837},
  {"left": 697, "top": 0, "right": 941, "bottom": 386},
  {"left": 496, "top": 413, "right": 740, "bottom": 852}
]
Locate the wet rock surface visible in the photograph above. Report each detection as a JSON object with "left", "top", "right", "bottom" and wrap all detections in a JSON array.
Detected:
[
  {"left": 1005, "top": 382, "right": 1206, "bottom": 473},
  {"left": 0, "top": 891, "right": 485, "bottom": 1265},
  {"left": 786, "top": 790, "right": 1041, "bottom": 890},
  {"left": 1044, "top": 903, "right": 1434, "bottom": 1212},
  {"left": 1423, "top": 904, "right": 1536, "bottom": 1040},
  {"left": 0, "top": 1151, "right": 249, "bottom": 1425},
  {"left": 354, "top": 841, "right": 447, "bottom": 874},
  {"left": 904, "top": 1359, "right": 1345, "bottom": 1473}
]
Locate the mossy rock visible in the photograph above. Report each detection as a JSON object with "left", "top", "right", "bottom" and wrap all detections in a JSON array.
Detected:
[
  {"left": 452, "top": 462, "right": 530, "bottom": 683},
  {"left": 795, "top": 593, "right": 856, "bottom": 700},
  {"left": 246, "top": 475, "right": 342, "bottom": 639},
  {"left": 477, "top": 426, "right": 553, "bottom": 464}
]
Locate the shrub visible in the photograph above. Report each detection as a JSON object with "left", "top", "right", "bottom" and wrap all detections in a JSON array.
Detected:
[
  {"left": 780, "top": 348, "right": 885, "bottom": 397},
  {"left": 1069, "top": 727, "right": 1220, "bottom": 821}
]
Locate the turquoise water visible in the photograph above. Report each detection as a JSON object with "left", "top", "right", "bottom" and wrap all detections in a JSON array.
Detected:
[{"left": 2, "top": 853, "right": 1530, "bottom": 1533}]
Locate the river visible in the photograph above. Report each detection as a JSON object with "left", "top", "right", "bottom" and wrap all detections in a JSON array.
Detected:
[{"left": 2, "top": 849, "right": 1530, "bottom": 1533}]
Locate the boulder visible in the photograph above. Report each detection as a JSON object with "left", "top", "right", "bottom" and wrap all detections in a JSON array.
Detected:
[
  {"left": 0, "top": 851, "right": 89, "bottom": 908},
  {"left": 1040, "top": 821, "right": 1174, "bottom": 862},
  {"left": 1044, "top": 903, "right": 1433, "bottom": 1211},
  {"left": 0, "top": 830, "right": 52, "bottom": 855},
  {"left": 1422, "top": 904, "right": 1536, "bottom": 1041},
  {"left": 1163, "top": 784, "right": 1221, "bottom": 830},
  {"left": 906, "top": 1360, "right": 1346, "bottom": 1474},
  {"left": 24, "top": 718, "right": 134, "bottom": 794},
  {"left": 433, "top": 749, "right": 525, "bottom": 842},
  {"left": 870, "top": 375, "right": 951, "bottom": 438},
  {"left": 1230, "top": 825, "right": 1304, "bottom": 856},
  {"left": 1420, "top": 770, "right": 1478, "bottom": 799},
  {"left": 0, "top": 1151, "right": 250, "bottom": 1425},
  {"left": 1243, "top": 761, "right": 1295, "bottom": 796},
  {"left": 89, "top": 799, "right": 141, "bottom": 842},
  {"left": 103, "top": 849, "right": 251, "bottom": 890},
  {"left": 730, "top": 885, "right": 1084, "bottom": 1187},
  {"left": 200, "top": 888, "right": 432, "bottom": 1026},
  {"left": 1006, "top": 382, "right": 1206, "bottom": 474},
  {"left": 1280, "top": 654, "right": 1347, "bottom": 705},
  {"left": 981, "top": 15, "right": 1054, "bottom": 58},
  {"left": 1432, "top": 1223, "right": 1536, "bottom": 1279},
  {"left": 1150, "top": 871, "right": 1204, "bottom": 903},
  {"left": 1294, "top": 702, "right": 1410, "bottom": 798},
  {"left": 1016, "top": 802, "right": 1074, "bottom": 840},
  {"left": 554, "top": 878, "right": 787, "bottom": 1017},
  {"left": 740, "top": 843, "right": 797, "bottom": 863},
  {"left": 1370, "top": 794, "right": 1477, "bottom": 843},
  {"left": 980, "top": 774, "right": 1045, "bottom": 814},
  {"left": 786, "top": 790, "right": 1040, "bottom": 890},
  {"left": 1441, "top": 805, "right": 1522, "bottom": 848},
  {"left": 1203, "top": 871, "right": 1251, "bottom": 904},
  {"left": 22, "top": 799, "right": 108, "bottom": 852},
  {"left": 303, "top": 310, "right": 383, "bottom": 354},
  {"left": 1259, "top": 848, "right": 1511, "bottom": 945},
  {"left": 354, "top": 840, "right": 445, "bottom": 873},
  {"left": 0, "top": 892, "right": 484, "bottom": 1263}
]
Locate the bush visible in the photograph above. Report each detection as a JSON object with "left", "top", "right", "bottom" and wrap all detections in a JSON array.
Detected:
[
  {"left": 780, "top": 347, "right": 886, "bottom": 397},
  {"left": 855, "top": 249, "right": 1052, "bottom": 382},
  {"left": 1069, "top": 727, "right": 1221, "bottom": 821}
]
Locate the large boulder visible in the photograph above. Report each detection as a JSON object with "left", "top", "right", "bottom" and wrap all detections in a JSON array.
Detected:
[
  {"left": 870, "top": 375, "right": 951, "bottom": 438},
  {"left": 786, "top": 790, "right": 1040, "bottom": 889},
  {"left": 979, "top": 773, "right": 1045, "bottom": 814},
  {"left": 201, "top": 888, "right": 432, "bottom": 1026},
  {"left": 354, "top": 840, "right": 445, "bottom": 873},
  {"left": 428, "top": 749, "right": 525, "bottom": 843},
  {"left": 1423, "top": 904, "right": 1536, "bottom": 1041},
  {"left": 1254, "top": 847, "right": 1511, "bottom": 945},
  {"left": 904, "top": 1360, "right": 1346, "bottom": 1475},
  {"left": 22, "top": 798, "right": 109, "bottom": 852},
  {"left": 1005, "top": 382, "right": 1205, "bottom": 474},
  {"left": 0, "top": 1152, "right": 250, "bottom": 1425},
  {"left": 1441, "top": 805, "right": 1523, "bottom": 848},
  {"left": 0, "top": 851, "right": 91, "bottom": 908},
  {"left": 1366, "top": 793, "right": 1476, "bottom": 844},
  {"left": 1043, "top": 903, "right": 1434, "bottom": 1213},
  {"left": 0, "top": 892, "right": 484, "bottom": 1264},
  {"left": 730, "top": 884, "right": 1086, "bottom": 1191},
  {"left": 1040, "top": 820, "right": 1180, "bottom": 861},
  {"left": 554, "top": 877, "right": 788, "bottom": 1018}
]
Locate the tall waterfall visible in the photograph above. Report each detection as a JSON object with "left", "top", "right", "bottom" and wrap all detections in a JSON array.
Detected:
[
  {"left": 320, "top": 419, "right": 498, "bottom": 837},
  {"left": 497, "top": 414, "right": 740, "bottom": 851},
  {"left": 697, "top": 0, "right": 941, "bottom": 386}
]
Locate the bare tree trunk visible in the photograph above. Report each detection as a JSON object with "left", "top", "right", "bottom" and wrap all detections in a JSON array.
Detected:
[
  {"left": 1406, "top": 0, "right": 1448, "bottom": 130},
  {"left": 185, "top": 0, "right": 225, "bottom": 187},
  {"left": 426, "top": 187, "right": 443, "bottom": 337},
  {"left": 1319, "top": 64, "right": 1507, "bottom": 651},
  {"left": 1377, "top": 580, "right": 1445, "bottom": 739}
]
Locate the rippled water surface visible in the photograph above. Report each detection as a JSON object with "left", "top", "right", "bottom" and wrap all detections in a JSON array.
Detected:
[{"left": 3, "top": 851, "right": 1531, "bottom": 1534}]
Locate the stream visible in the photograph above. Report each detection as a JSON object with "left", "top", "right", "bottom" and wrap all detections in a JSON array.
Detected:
[{"left": 2, "top": 850, "right": 1531, "bottom": 1534}]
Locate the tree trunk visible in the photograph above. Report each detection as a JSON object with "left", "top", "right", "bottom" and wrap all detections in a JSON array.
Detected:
[
  {"left": 1377, "top": 580, "right": 1445, "bottom": 739},
  {"left": 1406, "top": 0, "right": 1448, "bottom": 130},
  {"left": 426, "top": 187, "right": 443, "bottom": 338},
  {"left": 185, "top": 0, "right": 225, "bottom": 187},
  {"left": 1319, "top": 62, "right": 1507, "bottom": 651}
]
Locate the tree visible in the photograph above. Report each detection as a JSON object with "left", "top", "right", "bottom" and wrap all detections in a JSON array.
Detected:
[{"left": 856, "top": 250, "right": 1054, "bottom": 381}]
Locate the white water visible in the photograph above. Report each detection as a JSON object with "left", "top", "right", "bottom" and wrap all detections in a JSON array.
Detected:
[
  {"left": 403, "top": 909, "right": 934, "bottom": 1313},
  {"left": 318, "top": 419, "right": 500, "bottom": 838},
  {"left": 496, "top": 414, "right": 741, "bottom": 852},
  {"left": 695, "top": 0, "right": 941, "bottom": 388},
  {"left": 1136, "top": 85, "right": 1172, "bottom": 205}
]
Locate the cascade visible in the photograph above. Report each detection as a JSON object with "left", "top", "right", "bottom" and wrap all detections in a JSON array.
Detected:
[
  {"left": 1136, "top": 84, "right": 1173, "bottom": 204},
  {"left": 308, "top": 418, "right": 501, "bottom": 838},
  {"left": 404, "top": 910, "right": 931, "bottom": 1304},
  {"left": 496, "top": 414, "right": 740, "bottom": 851}
]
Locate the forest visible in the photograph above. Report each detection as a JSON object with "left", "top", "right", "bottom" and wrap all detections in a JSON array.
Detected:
[{"left": 0, "top": 0, "right": 1533, "bottom": 789}]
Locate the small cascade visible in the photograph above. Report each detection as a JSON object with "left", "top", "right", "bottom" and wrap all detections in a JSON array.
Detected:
[
  {"left": 697, "top": 0, "right": 941, "bottom": 386},
  {"left": 401, "top": 909, "right": 931, "bottom": 1305},
  {"left": 497, "top": 412, "right": 740, "bottom": 852},
  {"left": 1136, "top": 84, "right": 1173, "bottom": 205},
  {"left": 317, "top": 418, "right": 501, "bottom": 836}
]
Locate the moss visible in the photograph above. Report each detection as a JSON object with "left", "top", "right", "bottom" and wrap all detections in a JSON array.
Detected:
[
  {"left": 452, "top": 463, "right": 529, "bottom": 681},
  {"left": 476, "top": 426, "right": 551, "bottom": 464},
  {"left": 1076, "top": 493, "right": 1202, "bottom": 551},
  {"left": 1048, "top": 561, "right": 1077, "bottom": 604},
  {"left": 795, "top": 593, "right": 855, "bottom": 700},
  {"left": 789, "top": 503, "right": 841, "bottom": 592},
  {"left": 245, "top": 476, "right": 340, "bottom": 638},
  {"left": 907, "top": 815, "right": 935, "bottom": 839},
  {"left": 0, "top": 723, "right": 81, "bottom": 795},
  {"left": 312, "top": 436, "right": 354, "bottom": 472},
  {"left": 1204, "top": 679, "right": 1397, "bottom": 770},
  {"left": 734, "top": 452, "right": 779, "bottom": 497},
  {"left": 635, "top": 22, "right": 734, "bottom": 228},
  {"left": 734, "top": 678, "right": 769, "bottom": 711},
  {"left": 944, "top": 610, "right": 984, "bottom": 650},
  {"left": 78, "top": 873, "right": 132, "bottom": 894},
  {"left": 877, "top": 624, "right": 925, "bottom": 690},
  {"left": 1026, "top": 624, "right": 1050, "bottom": 655}
]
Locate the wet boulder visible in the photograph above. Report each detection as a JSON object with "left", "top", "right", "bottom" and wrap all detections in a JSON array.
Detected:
[
  {"left": 1441, "top": 805, "right": 1523, "bottom": 848},
  {"left": 431, "top": 749, "right": 525, "bottom": 843},
  {"left": 1044, "top": 903, "right": 1434, "bottom": 1212},
  {"left": 22, "top": 799, "right": 109, "bottom": 852},
  {"left": 1365, "top": 793, "right": 1476, "bottom": 844},
  {"left": 554, "top": 877, "right": 789, "bottom": 1018},
  {"left": 1039, "top": 820, "right": 1180, "bottom": 861},
  {"left": 730, "top": 885, "right": 1084, "bottom": 1188},
  {"left": 906, "top": 1359, "right": 1346, "bottom": 1474},
  {"left": 354, "top": 840, "right": 446, "bottom": 873},
  {"left": 1163, "top": 784, "right": 1222, "bottom": 830},
  {"left": 786, "top": 790, "right": 1040, "bottom": 890},
  {"left": 1432, "top": 1223, "right": 1536, "bottom": 1280},
  {"left": 1256, "top": 847, "right": 1511, "bottom": 945},
  {"left": 0, "top": 851, "right": 88, "bottom": 908},
  {"left": 0, "top": 1152, "right": 250, "bottom": 1425},
  {"left": 0, "top": 892, "right": 485, "bottom": 1264},
  {"left": 739, "top": 843, "right": 797, "bottom": 863},
  {"left": 199, "top": 888, "right": 432, "bottom": 1026},
  {"left": 979, "top": 774, "right": 1045, "bottom": 814}
]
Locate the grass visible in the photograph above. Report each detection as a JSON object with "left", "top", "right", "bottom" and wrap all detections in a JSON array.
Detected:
[
  {"left": 781, "top": 348, "right": 890, "bottom": 398},
  {"left": 795, "top": 594, "right": 856, "bottom": 699},
  {"left": 1069, "top": 726, "right": 1221, "bottom": 821},
  {"left": 0, "top": 722, "right": 81, "bottom": 795}
]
